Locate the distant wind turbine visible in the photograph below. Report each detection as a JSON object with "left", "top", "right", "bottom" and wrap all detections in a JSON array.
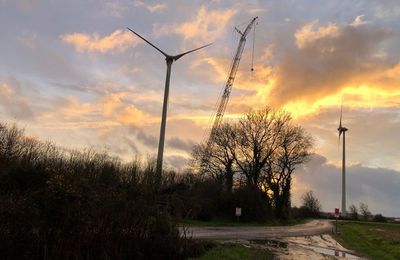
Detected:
[
  {"left": 127, "top": 27, "right": 211, "bottom": 185},
  {"left": 338, "top": 104, "right": 348, "bottom": 215}
]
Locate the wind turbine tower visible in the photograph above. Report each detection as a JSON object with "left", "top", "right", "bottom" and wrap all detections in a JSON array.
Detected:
[
  {"left": 338, "top": 105, "right": 348, "bottom": 215},
  {"left": 127, "top": 27, "right": 211, "bottom": 186}
]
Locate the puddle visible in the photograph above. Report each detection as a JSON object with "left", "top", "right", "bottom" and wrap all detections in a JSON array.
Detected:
[
  {"left": 298, "top": 244, "right": 359, "bottom": 259},
  {"left": 250, "top": 239, "right": 288, "bottom": 248}
]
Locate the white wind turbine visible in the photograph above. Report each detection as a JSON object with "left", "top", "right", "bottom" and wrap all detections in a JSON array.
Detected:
[
  {"left": 338, "top": 104, "right": 348, "bottom": 215},
  {"left": 127, "top": 27, "right": 211, "bottom": 186}
]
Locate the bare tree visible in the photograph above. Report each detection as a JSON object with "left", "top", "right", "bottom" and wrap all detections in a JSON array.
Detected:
[
  {"left": 191, "top": 123, "right": 237, "bottom": 192},
  {"left": 348, "top": 204, "right": 359, "bottom": 220},
  {"left": 301, "top": 190, "right": 321, "bottom": 216},
  {"left": 233, "top": 107, "right": 282, "bottom": 188},
  {"left": 359, "top": 202, "right": 371, "bottom": 221},
  {"left": 269, "top": 119, "right": 313, "bottom": 218},
  {"left": 191, "top": 106, "right": 313, "bottom": 218}
]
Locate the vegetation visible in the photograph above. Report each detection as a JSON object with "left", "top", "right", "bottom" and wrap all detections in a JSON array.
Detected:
[
  {"left": 0, "top": 123, "right": 207, "bottom": 259},
  {"left": 334, "top": 221, "right": 400, "bottom": 260},
  {"left": 192, "top": 107, "right": 313, "bottom": 221},
  {"left": 359, "top": 202, "right": 372, "bottom": 221},
  {"left": 191, "top": 244, "right": 273, "bottom": 260},
  {"left": 0, "top": 107, "right": 314, "bottom": 258},
  {"left": 295, "top": 190, "right": 322, "bottom": 218}
]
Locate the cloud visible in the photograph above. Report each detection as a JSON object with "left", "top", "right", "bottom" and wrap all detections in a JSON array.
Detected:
[
  {"left": 167, "top": 137, "right": 195, "bottom": 152},
  {"left": 37, "top": 91, "right": 152, "bottom": 129},
  {"left": 269, "top": 19, "right": 395, "bottom": 110},
  {"left": 134, "top": 1, "right": 166, "bottom": 13},
  {"left": 0, "top": 82, "right": 13, "bottom": 101},
  {"left": 154, "top": 6, "right": 236, "bottom": 43},
  {"left": 136, "top": 130, "right": 158, "bottom": 148},
  {"left": 61, "top": 30, "right": 139, "bottom": 53},
  {"left": 295, "top": 20, "right": 339, "bottom": 49},
  {"left": 0, "top": 81, "right": 34, "bottom": 120},
  {"left": 292, "top": 154, "right": 400, "bottom": 217},
  {"left": 165, "top": 155, "right": 189, "bottom": 169},
  {"left": 350, "top": 15, "right": 367, "bottom": 27}
]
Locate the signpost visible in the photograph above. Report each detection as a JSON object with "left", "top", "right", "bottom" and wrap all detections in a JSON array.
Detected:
[
  {"left": 235, "top": 207, "right": 242, "bottom": 222},
  {"left": 335, "top": 208, "right": 340, "bottom": 233}
]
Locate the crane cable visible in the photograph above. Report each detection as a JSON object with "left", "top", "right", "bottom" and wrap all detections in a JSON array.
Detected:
[{"left": 251, "top": 20, "right": 257, "bottom": 74}]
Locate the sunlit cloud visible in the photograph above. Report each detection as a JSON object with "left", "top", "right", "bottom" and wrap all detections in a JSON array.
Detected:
[
  {"left": 134, "top": 1, "right": 166, "bottom": 13},
  {"left": 61, "top": 30, "right": 140, "bottom": 53},
  {"left": 37, "top": 92, "right": 156, "bottom": 129},
  {"left": 295, "top": 20, "right": 339, "bottom": 49},
  {"left": 0, "top": 83, "right": 13, "bottom": 101},
  {"left": 154, "top": 6, "right": 237, "bottom": 43}
]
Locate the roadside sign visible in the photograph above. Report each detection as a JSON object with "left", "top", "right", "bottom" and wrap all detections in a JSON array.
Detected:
[
  {"left": 235, "top": 207, "right": 242, "bottom": 217},
  {"left": 335, "top": 208, "right": 340, "bottom": 218}
]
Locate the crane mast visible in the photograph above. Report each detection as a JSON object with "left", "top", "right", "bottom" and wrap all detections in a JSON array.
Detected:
[{"left": 206, "top": 17, "right": 258, "bottom": 148}]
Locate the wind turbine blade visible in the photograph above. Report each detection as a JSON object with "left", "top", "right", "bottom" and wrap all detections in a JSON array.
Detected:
[
  {"left": 339, "top": 103, "right": 343, "bottom": 128},
  {"left": 173, "top": 43, "right": 212, "bottom": 61},
  {"left": 338, "top": 131, "right": 342, "bottom": 151},
  {"left": 127, "top": 27, "right": 168, "bottom": 57}
]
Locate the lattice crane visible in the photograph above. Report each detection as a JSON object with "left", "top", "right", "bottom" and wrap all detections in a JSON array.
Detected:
[{"left": 206, "top": 17, "right": 258, "bottom": 149}]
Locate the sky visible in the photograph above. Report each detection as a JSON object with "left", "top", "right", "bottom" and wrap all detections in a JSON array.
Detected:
[{"left": 1, "top": 0, "right": 400, "bottom": 216}]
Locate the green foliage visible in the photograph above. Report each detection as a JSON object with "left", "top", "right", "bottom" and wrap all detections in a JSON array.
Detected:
[{"left": 333, "top": 222, "right": 400, "bottom": 260}]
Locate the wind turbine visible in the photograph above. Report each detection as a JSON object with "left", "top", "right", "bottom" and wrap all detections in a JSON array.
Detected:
[
  {"left": 127, "top": 27, "right": 211, "bottom": 185},
  {"left": 338, "top": 104, "right": 348, "bottom": 215}
]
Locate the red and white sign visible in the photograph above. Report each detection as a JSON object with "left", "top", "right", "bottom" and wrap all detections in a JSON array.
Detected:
[{"left": 335, "top": 208, "right": 340, "bottom": 218}]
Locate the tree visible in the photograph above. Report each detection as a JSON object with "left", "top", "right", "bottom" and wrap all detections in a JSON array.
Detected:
[
  {"left": 348, "top": 204, "right": 359, "bottom": 220},
  {"left": 192, "top": 106, "right": 313, "bottom": 220},
  {"left": 268, "top": 121, "right": 313, "bottom": 218},
  {"left": 359, "top": 202, "right": 371, "bottom": 221},
  {"left": 372, "top": 214, "right": 387, "bottom": 223},
  {"left": 191, "top": 123, "right": 237, "bottom": 193},
  {"left": 301, "top": 190, "right": 321, "bottom": 217}
]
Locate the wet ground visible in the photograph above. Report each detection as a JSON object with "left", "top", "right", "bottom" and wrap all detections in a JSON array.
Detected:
[
  {"left": 184, "top": 220, "right": 365, "bottom": 259},
  {"left": 223, "top": 235, "right": 363, "bottom": 259}
]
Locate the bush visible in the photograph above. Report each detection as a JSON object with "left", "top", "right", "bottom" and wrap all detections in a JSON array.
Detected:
[
  {"left": 372, "top": 214, "right": 387, "bottom": 223},
  {"left": 0, "top": 123, "right": 204, "bottom": 259}
]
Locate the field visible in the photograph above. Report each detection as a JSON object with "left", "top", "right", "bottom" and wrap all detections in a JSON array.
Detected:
[{"left": 333, "top": 221, "right": 400, "bottom": 260}]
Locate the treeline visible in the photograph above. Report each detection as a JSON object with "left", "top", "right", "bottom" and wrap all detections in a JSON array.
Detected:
[
  {"left": 0, "top": 123, "right": 209, "bottom": 259},
  {"left": 0, "top": 107, "right": 314, "bottom": 258},
  {"left": 191, "top": 107, "right": 313, "bottom": 221}
]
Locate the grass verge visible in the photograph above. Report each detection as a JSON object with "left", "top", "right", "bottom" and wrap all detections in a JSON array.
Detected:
[
  {"left": 333, "top": 221, "right": 400, "bottom": 260},
  {"left": 190, "top": 243, "right": 273, "bottom": 260}
]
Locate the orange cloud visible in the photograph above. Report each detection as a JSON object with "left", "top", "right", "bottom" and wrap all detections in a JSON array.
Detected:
[
  {"left": 0, "top": 83, "right": 13, "bottom": 102},
  {"left": 155, "top": 6, "right": 236, "bottom": 43},
  {"left": 37, "top": 92, "right": 155, "bottom": 129},
  {"left": 61, "top": 30, "right": 139, "bottom": 53},
  {"left": 295, "top": 20, "right": 339, "bottom": 49},
  {"left": 134, "top": 1, "right": 166, "bottom": 13}
]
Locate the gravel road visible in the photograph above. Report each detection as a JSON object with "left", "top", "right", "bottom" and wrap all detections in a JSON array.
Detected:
[{"left": 182, "top": 220, "right": 333, "bottom": 240}]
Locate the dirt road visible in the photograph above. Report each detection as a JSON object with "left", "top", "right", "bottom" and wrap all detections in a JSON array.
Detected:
[{"left": 183, "top": 220, "right": 333, "bottom": 240}]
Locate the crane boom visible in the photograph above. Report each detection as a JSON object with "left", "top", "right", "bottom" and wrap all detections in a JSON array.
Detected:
[{"left": 207, "top": 17, "right": 258, "bottom": 147}]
